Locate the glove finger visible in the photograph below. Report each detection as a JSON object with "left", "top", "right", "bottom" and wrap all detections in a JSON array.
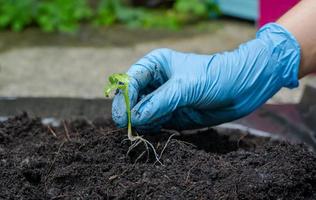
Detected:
[
  {"left": 134, "top": 112, "right": 173, "bottom": 133},
  {"left": 112, "top": 49, "right": 172, "bottom": 128},
  {"left": 162, "top": 107, "right": 211, "bottom": 130},
  {"left": 112, "top": 87, "right": 135, "bottom": 128},
  {"left": 127, "top": 48, "right": 172, "bottom": 92},
  {"left": 112, "top": 91, "right": 126, "bottom": 128},
  {"left": 131, "top": 79, "right": 183, "bottom": 126},
  {"left": 131, "top": 114, "right": 170, "bottom": 135},
  {"left": 134, "top": 125, "right": 161, "bottom": 135}
]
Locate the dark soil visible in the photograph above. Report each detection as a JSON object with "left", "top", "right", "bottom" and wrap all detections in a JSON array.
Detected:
[{"left": 1, "top": 113, "right": 316, "bottom": 200}]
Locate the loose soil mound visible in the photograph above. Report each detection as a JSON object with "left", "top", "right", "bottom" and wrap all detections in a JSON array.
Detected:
[{"left": 0, "top": 113, "right": 316, "bottom": 200}]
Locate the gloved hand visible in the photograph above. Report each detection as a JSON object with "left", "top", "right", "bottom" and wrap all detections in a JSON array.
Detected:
[{"left": 112, "top": 23, "right": 300, "bottom": 131}]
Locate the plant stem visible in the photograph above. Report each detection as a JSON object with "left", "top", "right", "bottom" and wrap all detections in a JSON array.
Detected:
[{"left": 123, "top": 85, "right": 135, "bottom": 141}]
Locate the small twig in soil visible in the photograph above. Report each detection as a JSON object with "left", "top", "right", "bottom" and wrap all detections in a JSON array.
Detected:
[
  {"left": 143, "top": 141, "right": 150, "bottom": 163},
  {"left": 180, "top": 185, "right": 195, "bottom": 196},
  {"left": 44, "top": 142, "right": 65, "bottom": 184},
  {"left": 62, "top": 120, "right": 71, "bottom": 141},
  {"left": 236, "top": 133, "right": 248, "bottom": 148},
  {"left": 175, "top": 139, "right": 197, "bottom": 148},
  {"left": 185, "top": 162, "right": 200, "bottom": 183},
  {"left": 44, "top": 142, "right": 65, "bottom": 195},
  {"left": 109, "top": 164, "right": 136, "bottom": 181},
  {"left": 107, "top": 128, "right": 125, "bottom": 134},
  {"left": 100, "top": 128, "right": 125, "bottom": 135},
  {"left": 47, "top": 125, "right": 57, "bottom": 138},
  {"left": 108, "top": 175, "right": 118, "bottom": 181}
]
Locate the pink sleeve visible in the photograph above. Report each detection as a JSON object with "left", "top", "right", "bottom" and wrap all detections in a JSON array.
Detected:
[{"left": 259, "top": 0, "right": 300, "bottom": 28}]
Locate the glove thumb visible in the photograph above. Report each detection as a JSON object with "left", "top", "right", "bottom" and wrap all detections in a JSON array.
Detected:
[{"left": 131, "top": 79, "right": 183, "bottom": 126}]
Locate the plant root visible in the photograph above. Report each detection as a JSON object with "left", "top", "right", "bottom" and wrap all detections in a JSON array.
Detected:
[
  {"left": 134, "top": 150, "right": 147, "bottom": 164},
  {"left": 154, "top": 133, "right": 176, "bottom": 165},
  {"left": 127, "top": 139, "right": 142, "bottom": 156},
  {"left": 47, "top": 125, "right": 57, "bottom": 138},
  {"left": 127, "top": 127, "right": 214, "bottom": 166},
  {"left": 160, "top": 133, "right": 176, "bottom": 159},
  {"left": 139, "top": 137, "right": 163, "bottom": 165},
  {"left": 62, "top": 120, "right": 71, "bottom": 141},
  {"left": 127, "top": 134, "right": 163, "bottom": 165}
]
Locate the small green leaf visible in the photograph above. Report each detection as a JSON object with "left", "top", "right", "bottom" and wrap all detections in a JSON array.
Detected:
[
  {"left": 109, "top": 73, "right": 130, "bottom": 85},
  {"left": 104, "top": 73, "right": 133, "bottom": 138},
  {"left": 104, "top": 83, "right": 119, "bottom": 97}
]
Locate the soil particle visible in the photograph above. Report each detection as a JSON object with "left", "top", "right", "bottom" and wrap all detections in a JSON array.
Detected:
[{"left": 0, "top": 113, "right": 315, "bottom": 199}]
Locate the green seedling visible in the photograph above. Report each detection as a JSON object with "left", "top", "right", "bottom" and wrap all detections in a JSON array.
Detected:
[
  {"left": 104, "top": 73, "right": 134, "bottom": 140},
  {"left": 104, "top": 73, "right": 162, "bottom": 164}
]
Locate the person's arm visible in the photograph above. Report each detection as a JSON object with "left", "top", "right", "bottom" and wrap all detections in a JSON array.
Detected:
[
  {"left": 111, "top": 1, "right": 313, "bottom": 131},
  {"left": 277, "top": 0, "right": 316, "bottom": 78}
]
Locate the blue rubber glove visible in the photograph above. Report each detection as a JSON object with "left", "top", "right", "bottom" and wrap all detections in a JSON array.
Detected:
[{"left": 112, "top": 23, "right": 300, "bottom": 131}]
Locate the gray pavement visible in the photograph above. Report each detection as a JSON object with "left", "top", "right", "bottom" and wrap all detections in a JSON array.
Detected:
[{"left": 0, "top": 20, "right": 315, "bottom": 103}]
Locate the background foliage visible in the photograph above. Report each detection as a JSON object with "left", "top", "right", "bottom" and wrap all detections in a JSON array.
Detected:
[{"left": 0, "top": 0, "right": 219, "bottom": 32}]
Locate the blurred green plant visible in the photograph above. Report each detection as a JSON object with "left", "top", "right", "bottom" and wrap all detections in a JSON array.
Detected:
[
  {"left": 174, "top": 0, "right": 220, "bottom": 20},
  {"left": 36, "top": 0, "right": 92, "bottom": 32},
  {"left": 94, "top": 1, "right": 180, "bottom": 30},
  {"left": 93, "top": 0, "right": 118, "bottom": 26},
  {"left": 95, "top": 0, "right": 219, "bottom": 30},
  {"left": 0, "top": 0, "right": 220, "bottom": 32},
  {"left": 0, "top": 0, "right": 37, "bottom": 31}
]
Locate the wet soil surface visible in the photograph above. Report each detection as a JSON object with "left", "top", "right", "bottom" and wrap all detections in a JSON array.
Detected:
[{"left": 0, "top": 113, "right": 316, "bottom": 199}]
